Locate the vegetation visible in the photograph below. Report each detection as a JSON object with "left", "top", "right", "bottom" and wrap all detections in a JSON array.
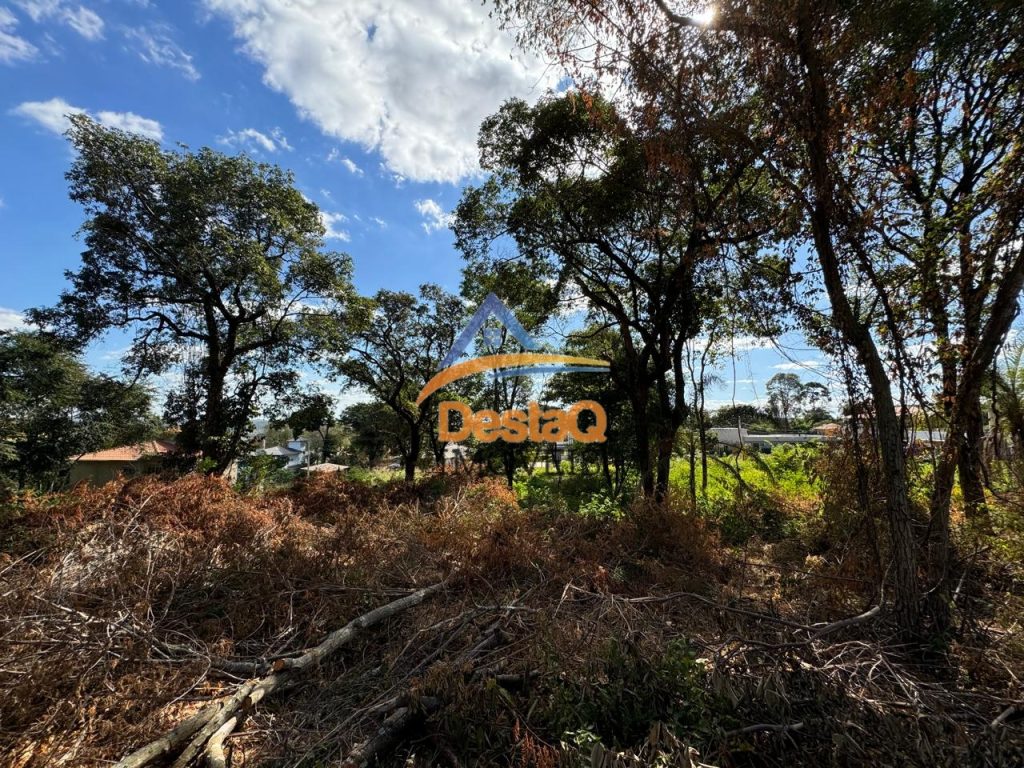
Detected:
[
  {"left": 30, "top": 115, "right": 354, "bottom": 474},
  {"left": 2, "top": 0, "right": 1024, "bottom": 764},
  {"left": 331, "top": 286, "right": 464, "bottom": 481},
  {"left": 0, "top": 331, "right": 155, "bottom": 492},
  {"left": 1, "top": 467, "right": 1021, "bottom": 767}
]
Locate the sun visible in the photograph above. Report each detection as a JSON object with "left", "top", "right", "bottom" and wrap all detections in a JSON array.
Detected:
[{"left": 692, "top": 6, "right": 716, "bottom": 26}]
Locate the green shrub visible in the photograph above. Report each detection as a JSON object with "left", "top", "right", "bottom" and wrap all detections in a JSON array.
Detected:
[{"left": 578, "top": 490, "right": 622, "bottom": 520}]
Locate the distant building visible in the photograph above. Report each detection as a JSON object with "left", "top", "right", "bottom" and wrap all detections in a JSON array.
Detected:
[
  {"left": 252, "top": 439, "right": 310, "bottom": 470},
  {"left": 70, "top": 439, "right": 180, "bottom": 486},
  {"left": 810, "top": 423, "right": 843, "bottom": 437},
  {"left": 709, "top": 427, "right": 826, "bottom": 448},
  {"left": 908, "top": 429, "right": 946, "bottom": 445}
]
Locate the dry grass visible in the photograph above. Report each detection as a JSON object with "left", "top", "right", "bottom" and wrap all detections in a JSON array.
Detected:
[{"left": 0, "top": 473, "right": 1021, "bottom": 767}]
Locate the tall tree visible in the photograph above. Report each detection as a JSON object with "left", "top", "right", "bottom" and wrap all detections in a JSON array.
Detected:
[
  {"left": 332, "top": 286, "right": 464, "bottom": 481},
  {"left": 495, "top": 0, "right": 1024, "bottom": 635},
  {"left": 460, "top": 260, "right": 559, "bottom": 488},
  {"left": 545, "top": 326, "right": 640, "bottom": 497},
  {"left": 766, "top": 373, "right": 803, "bottom": 430},
  {"left": 454, "top": 94, "right": 779, "bottom": 498},
  {"left": 339, "top": 401, "right": 401, "bottom": 467},
  {"left": 30, "top": 116, "right": 353, "bottom": 474}
]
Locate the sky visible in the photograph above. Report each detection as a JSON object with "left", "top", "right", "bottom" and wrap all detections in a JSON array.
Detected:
[{"left": 0, "top": 0, "right": 831, "bottom": 412}]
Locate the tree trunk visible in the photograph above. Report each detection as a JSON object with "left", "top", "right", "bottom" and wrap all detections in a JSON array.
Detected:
[
  {"left": 632, "top": 388, "right": 655, "bottom": 496},
  {"left": 203, "top": 370, "right": 234, "bottom": 475},
  {"left": 503, "top": 446, "right": 516, "bottom": 488},
  {"left": 688, "top": 437, "right": 697, "bottom": 507},
  {"left": 600, "top": 443, "right": 613, "bottom": 493},
  {"left": 958, "top": 394, "right": 987, "bottom": 518},
  {"left": 655, "top": 430, "right": 673, "bottom": 501},
  {"left": 404, "top": 428, "right": 420, "bottom": 482},
  {"left": 795, "top": 20, "right": 921, "bottom": 635}
]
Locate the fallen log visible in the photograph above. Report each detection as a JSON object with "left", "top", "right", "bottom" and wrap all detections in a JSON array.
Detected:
[
  {"left": 114, "top": 581, "right": 446, "bottom": 768},
  {"left": 337, "top": 620, "right": 538, "bottom": 767},
  {"left": 341, "top": 696, "right": 443, "bottom": 768}
]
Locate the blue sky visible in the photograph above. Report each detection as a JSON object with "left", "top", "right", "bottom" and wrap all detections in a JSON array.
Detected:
[{"left": 0, "top": 0, "right": 830, "bottom": 411}]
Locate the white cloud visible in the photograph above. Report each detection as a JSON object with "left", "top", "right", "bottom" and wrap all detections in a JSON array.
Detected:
[
  {"left": 219, "top": 127, "right": 290, "bottom": 153},
  {"left": 94, "top": 109, "right": 163, "bottom": 140},
  {"left": 11, "top": 97, "right": 164, "bottom": 140},
  {"left": 11, "top": 96, "right": 75, "bottom": 133},
  {"left": 0, "top": 7, "right": 37, "bottom": 63},
  {"left": 772, "top": 360, "right": 825, "bottom": 371},
  {"left": 319, "top": 211, "right": 349, "bottom": 241},
  {"left": 0, "top": 306, "right": 27, "bottom": 330},
  {"left": 15, "top": 1, "right": 104, "bottom": 41},
  {"left": 123, "top": 26, "right": 200, "bottom": 81},
  {"left": 326, "top": 148, "right": 364, "bottom": 176},
  {"left": 693, "top": 334, "right": 771, "bottom": 353},
  {"left": 340, "top": 156, "right": 362, "bottom": 176},
  {"left": 414, "top": 198, "right": 451, "bottom": 234},
  {"left": 270, "top": 127, "right": 292, "bottom": 151},
  {"left": 202, "top": 0, "right": 559, "bottom": 182},
  {"left": 60, "top": 4, "right": 101, "bottom": 39}
]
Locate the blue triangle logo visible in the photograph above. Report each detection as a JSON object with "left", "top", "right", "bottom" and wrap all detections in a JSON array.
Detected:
[{"left": 439, "top": 293, "right": 539, "bottom": 369}]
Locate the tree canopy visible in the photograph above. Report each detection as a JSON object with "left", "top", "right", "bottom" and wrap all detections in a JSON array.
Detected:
[
  {"left": 0, "top": 331, "right": 155, "bottom": 491},
  {"left": 30, "top": 116, "right": 354, "bottom": 474}
]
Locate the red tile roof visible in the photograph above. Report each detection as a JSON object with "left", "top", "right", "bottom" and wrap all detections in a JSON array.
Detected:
[{"left": 76, "top": 440, "right": 180, "bottom": 462}]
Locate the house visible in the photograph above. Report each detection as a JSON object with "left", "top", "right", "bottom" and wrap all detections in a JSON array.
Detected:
[
  {"left": 70, "top": 439, "right": 180, "bottom": 486},
  {"left": 252, "top": 439, "right": 310, "bottom": 470},
  {"left": 709, "top": 426, "right": 826, "bottom": 451},
  {"left": 810, "top": 422, "right": 843, "bottom": 437},
  {"left": 908, "top": 429, "right": 946, "bottom": 445}
]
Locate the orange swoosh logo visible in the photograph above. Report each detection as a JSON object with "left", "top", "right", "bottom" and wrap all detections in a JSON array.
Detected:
[{"left": 416, "top": 353, "right": 609, "bottom": 406}]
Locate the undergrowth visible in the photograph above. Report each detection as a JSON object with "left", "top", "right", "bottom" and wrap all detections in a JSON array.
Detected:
[{"left": 0, "top": 470, "right": 1020, "bottom": 767}]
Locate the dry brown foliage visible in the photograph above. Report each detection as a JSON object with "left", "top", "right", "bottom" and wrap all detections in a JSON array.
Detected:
[{"left": 0, "top": 473, "right": 1020, "bottom": 767}]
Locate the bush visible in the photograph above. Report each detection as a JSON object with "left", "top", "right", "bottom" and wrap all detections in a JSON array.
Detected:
[{"left": 578, "top": 490, "right": 622, "bottom": 520}]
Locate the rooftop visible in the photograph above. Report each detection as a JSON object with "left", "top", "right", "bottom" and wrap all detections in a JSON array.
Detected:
[{"left": 76, "top": 440, "right": 180, "bottom": 462}]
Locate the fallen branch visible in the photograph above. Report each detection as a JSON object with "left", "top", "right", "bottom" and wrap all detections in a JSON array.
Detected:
[
  {"left": 724, "top": 721, "right": 805, "bottom": 738},
  {"left": 810, "top": 605, "right": 881, "bottom": 638},
  {"left": 991, "top": 704, "right": 1018, "bottom": 728},
  {"left": 341, "top": 696, "right": 443, "bottom": 768},
  {"left": 114, "top": 581, "right": 446, "bottom": 768},
  {"left": 338, "top": 619, "right": 532, "bottom": 767}
]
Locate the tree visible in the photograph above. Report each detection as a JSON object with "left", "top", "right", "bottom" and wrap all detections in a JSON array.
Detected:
[
  {"left": 684, "top": 331, "right": 724, "bottom": 499},
  {"left": 275, "top": 392, "right": 338, "bottom": 462},
  {"left": 455, "top": 94, "right": 779, "bottom": 499},
  {"left": 0, "top": 331, "right": 155, "bottom": 490},
  {"left": 710, "top": 404, "right": 775, "bottom": 430},
  {"left": 340, "top": 401, "right": 405, "bottom": 468},
  {"left": 987, "top": 340, "right": 1024, "bottom": 460},
  {"left": 493, "top": 0, "right": 1024, "bottom": 636},
  {"left": 30, "top": 115, "right": 353, "bottom": 475},
  {"left": 545, "top": 326, "right": 639, "bottom": 496},
  {"left": 332, "top": 286, "right": 464, "bottom": 481},
  {"left": 766, "top": 373, "right": 803, "bottom": 430},
  {"left": 798, "top": 382, "right": 832, "bottom": 425},
  {"left": 459, "top": 260, "right": 559, "bottom": 487}
]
